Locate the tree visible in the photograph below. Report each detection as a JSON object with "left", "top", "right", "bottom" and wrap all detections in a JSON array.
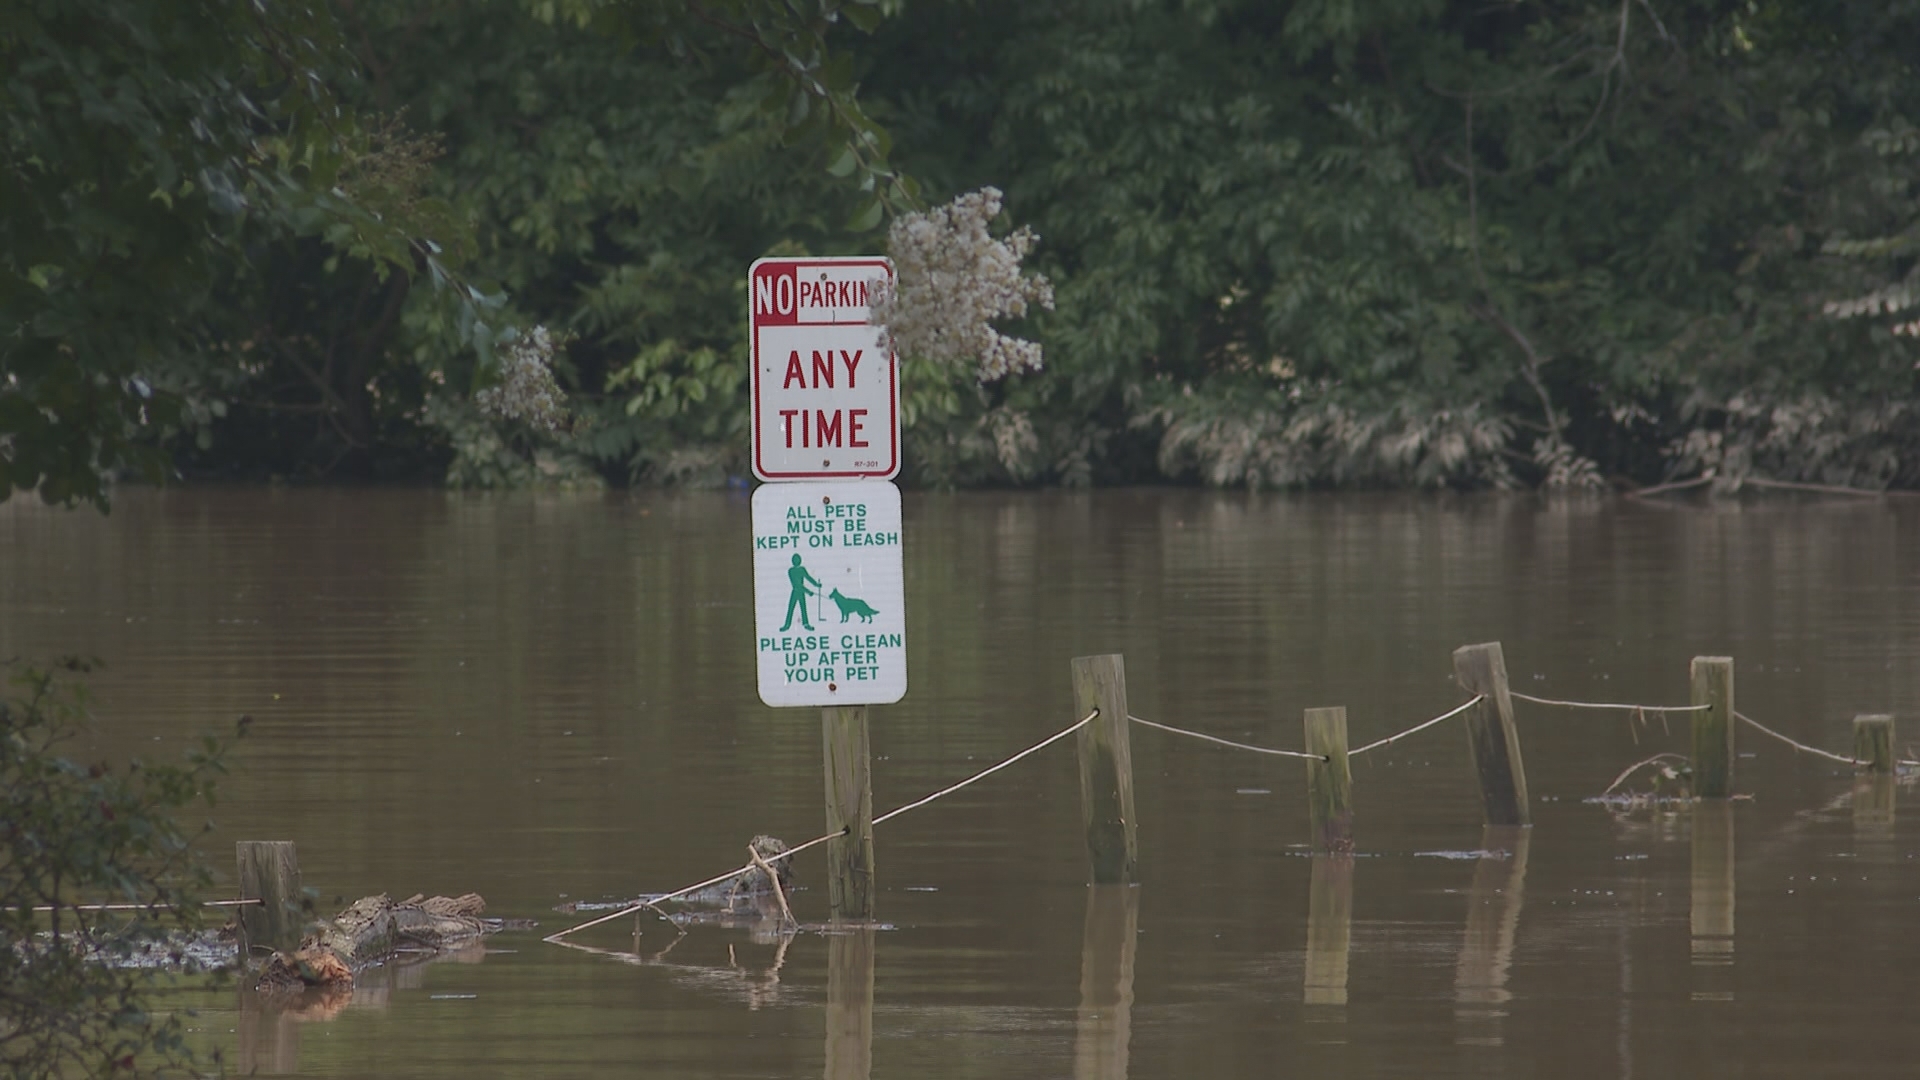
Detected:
[
  {"left": 0, "top": 0, "right": 520, "bottom": 508},
  {"left": 865, "top": 0, "right": 1920, "bottom": 489},
  {"left": 1, "top": 0, "right": 902, "bottom": 505},
  {"left": 0, "top": 660, "right": 237, "bottom": 1077}
]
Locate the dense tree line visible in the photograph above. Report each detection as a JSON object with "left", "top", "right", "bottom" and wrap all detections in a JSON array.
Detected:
[{"left": 6, "top": 0, "right": 1919, "bottom": 503}]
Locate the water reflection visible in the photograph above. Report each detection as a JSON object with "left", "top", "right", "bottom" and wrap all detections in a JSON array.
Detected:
[
  {"left": 1074, "top": 886, "right": 1137, "bottom": 1080},
  {"left": 547, "top": 913, "right": 799, "bottom": 1008},
  {"left": 826, "top": 929, "right": 876, "bottom": 1080},
  {"left": 5, "top": 490, "right": 1919, "bottom": 1079},
  {"left": 1303, "top": 856, "right": 1353, "bottom": 1008},
  {"left": 1455, "top": 826, "right": 1531, "bottom": 1044},
  {"left": 345, "top": 938, "right": 488, "bottom": 1008},
  {"left": 235, "top": 935, "right": 491, "bottom": 1071},
  {"left": 1689, "top": 803, "right": 1735, "bottom": 969},
  {"left": 235, "top": 985, "right": 301, "bottom": 1075}
]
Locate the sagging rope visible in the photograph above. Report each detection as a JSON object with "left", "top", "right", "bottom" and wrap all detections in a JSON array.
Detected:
[
  {"left": 546, "top": 708, "right": 1101, "bottom": 942},
  {"left": 875, "top": 709, "right": 1097, "bottom": 825},
  {"left": 1348, "top": 696, "right": 1483, "bottom": 757},
  {"left": 1130, "top": 697, "right": 1487, "bottom": 762},
  {"left": 1127, "top": 715, "right": 1327, "bottom": 761},
  {"left": 15, "top": 899, "right": 264, "bottom": 914},
  {"left": 1510, "top": 691, "right": 1710, "bottom": 713},
  {"left": 1734, "top": 710, "right": 1870, "bottom": 768}
]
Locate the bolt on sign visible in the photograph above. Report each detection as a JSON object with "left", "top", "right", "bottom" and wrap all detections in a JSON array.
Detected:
[
  {"left": 748, "top": 256, "right": 899, "bottom": 481},
  {"left": 751, "top": 480, "right": 905, "bottom": 707}
]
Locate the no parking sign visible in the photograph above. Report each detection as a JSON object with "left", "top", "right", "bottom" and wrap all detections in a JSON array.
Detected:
[{"left": 747, "top": 256, "right": 899, "bottom": 481}]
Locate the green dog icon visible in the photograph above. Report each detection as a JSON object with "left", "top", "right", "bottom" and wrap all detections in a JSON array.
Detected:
[{"left": 828, "top": 588, "right": 879, "bottom": 623}]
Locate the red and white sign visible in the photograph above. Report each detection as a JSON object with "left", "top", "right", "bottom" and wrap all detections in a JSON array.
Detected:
[{"left": 749, "top": 256, "right": 899, "bottom": 481}]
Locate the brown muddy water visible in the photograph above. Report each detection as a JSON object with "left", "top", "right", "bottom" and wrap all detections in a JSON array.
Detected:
[{"left": 3, "top": 488, "right": 1919, "bottom": 1079}]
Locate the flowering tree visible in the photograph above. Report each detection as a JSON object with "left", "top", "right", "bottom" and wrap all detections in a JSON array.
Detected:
[{"left": 869, "top": 188, "right": 1055, "bottom": 382}]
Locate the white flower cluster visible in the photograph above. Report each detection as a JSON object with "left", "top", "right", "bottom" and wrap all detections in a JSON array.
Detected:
[
  {"left": 474, "top": 325, "right": 567, "bottom": 431},
  {"left": 868, "top": 187, "right": 1055, "bottom": 382}
]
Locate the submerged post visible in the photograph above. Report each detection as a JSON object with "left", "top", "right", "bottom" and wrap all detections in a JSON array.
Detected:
[
  {"left": 1853, "top": 714, "right": 1895, "bottom": 775},
  {"left": 1303, "top": 707, "right": 1354, "bottom": 853},
  {"left": 1450, "top": 643, "right": 1531, "bottom": 827},
  {"left": 1071, "top": 655, "right": 1138, "bottom": 885},
  {"left": 236, "top": 840, "right": 302, "bottom": 956},
  {"left": 1689, "top": 657, "right": 1735, "bottom": 798},
  {"left": 822, "top": 706, "right": 876, "bottom": 920}
]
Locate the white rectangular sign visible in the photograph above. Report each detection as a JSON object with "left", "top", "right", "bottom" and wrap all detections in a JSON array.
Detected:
[
  {"left": 749, "top": 256, "right": 899, "bottom": 481},
  {"left": 751, "top": 480, "right": 906, "bottom": 707}
]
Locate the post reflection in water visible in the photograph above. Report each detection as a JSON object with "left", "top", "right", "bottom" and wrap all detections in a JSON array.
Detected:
[
  {"left": 825, "top": 929, "right": 876, "bottom": 1080},
  {"left": 1074, "top": 885, "right": 1138, "bottom": 1080},
  {"left": 234, "top": 986, "right": 298, "bottom": 1076},
  {"left": 1689, "top": 802, "right": 1735, "bottom": 975},
  {"left": 1454, "top": 826, "right": 1530, "bottom": 1044},
  {"left": 1303, "top": 856, "right": 1353, "bottom": 1008}
]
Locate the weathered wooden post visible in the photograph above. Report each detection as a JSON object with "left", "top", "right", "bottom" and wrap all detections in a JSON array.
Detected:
[
  {"left": 1853, "top": 714, "right": 1895, "bottom": 774},
  {"left": 1071, "top": 655, "right": 1138, "bottom": 885},
  {"left": 1303, "top": 707, "right": 1354, "bottom": 853},
  {"left": 1689, "top": 657, "right": 1735, "bottom": 798},
  {"left": 1450, "top": 643, "right": 1531, "bottom": 827},
  {"left": 236, "top": 840, "right": 303, "bottom": 956},
  {"left": 823, "top": 706, "right": 876, "bottom": 920},
  {"left": 1854, "top": 773, "right": 1897, "bottom": 830}
]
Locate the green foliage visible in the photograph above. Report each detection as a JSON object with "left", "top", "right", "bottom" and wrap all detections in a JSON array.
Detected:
[
  {"left": 0, "top": 659, "right": 235, "bottom": 1078},
  {"left": 13, "top": 0, "right": 1920, "bottom": 495},
  {"left": 326, "top": 0, "right": 893, "bottom": 486},
  {"left": 868, "top": 0, "right": 1920, "bottom": 489},
  {"left": 0, "top": 1, "right": 512, "bottom": 507}
]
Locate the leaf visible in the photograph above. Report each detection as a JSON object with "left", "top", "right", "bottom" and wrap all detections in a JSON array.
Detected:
[{"left": 846, "top": 197, "right": 884, "bottom": 232}]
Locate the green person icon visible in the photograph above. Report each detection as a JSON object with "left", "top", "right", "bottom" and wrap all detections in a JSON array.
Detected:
[{"left": 780, "top": 553, "right": 824, "bottom": 632}]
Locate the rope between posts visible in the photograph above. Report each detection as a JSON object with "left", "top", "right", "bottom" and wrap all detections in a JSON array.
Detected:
[
  {"left": 1127, "top": 715, "right": 1327, "bottom": 761},
  {"left": 1510, "top": 691, "right": 1711, "bottom": 713},
  {"left": 874, "top": 709, "right": 1097, "bottom": 825},
  {"left": 546, "top": 709, "right": 1099, "bottom": 942},
  {"left": 1734, "top": 710, "right": 1870, "bottom": 767},
  {"left": 1348, "top": 696, "right": 1483, "bottom": 757},
  {"left": 15, "top": 899, "right": 263, "bottom": 914}
]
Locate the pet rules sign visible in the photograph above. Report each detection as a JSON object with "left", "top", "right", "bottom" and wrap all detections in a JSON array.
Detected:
[{"left": 749, "top": 480, "right": 906, "bottom": 707}]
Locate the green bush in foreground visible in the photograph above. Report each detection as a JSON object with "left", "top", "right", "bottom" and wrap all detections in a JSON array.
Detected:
[{"left": 0, "top": 660, "right": 235, "bottom": 1079}]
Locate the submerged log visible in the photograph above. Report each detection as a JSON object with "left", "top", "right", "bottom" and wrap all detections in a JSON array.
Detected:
[{"left": 255, "top": 892, "right": 510, "bottom": 992}]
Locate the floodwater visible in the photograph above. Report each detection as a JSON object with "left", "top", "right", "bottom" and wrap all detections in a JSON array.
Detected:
[{"left": 3, "top": 488, "right": 1919, "bottom": 1079}]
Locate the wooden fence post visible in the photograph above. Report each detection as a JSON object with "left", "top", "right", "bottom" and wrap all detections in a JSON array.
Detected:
[
  {"left": 1071, "top": 655, "right": 1138, "bottom": 885},
  {"left": 1853, "top": 714, "right": 1894, "bottom": 775},
  {"left": 823, "top": 706, "right": 876, "bottom": 920},
  {"left": 236, "top": 841, "right": 302, "bottom": 956},
  {"left": 1690, "top": 657, "right": 1735, "bottom": 798},
  {"left": 1303, "top": 707, "right": 1354, "bottom": 853},
  {"left": 1451, "top": 643, "right": 1531, "bottom": 827}
]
